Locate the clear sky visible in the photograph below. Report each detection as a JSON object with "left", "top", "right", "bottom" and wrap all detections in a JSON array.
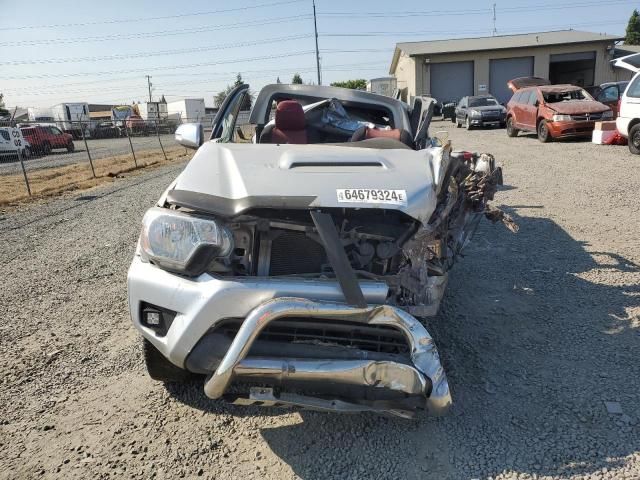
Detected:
[{"left": 0, "top": 0, "right": 635, "bottom": 108}]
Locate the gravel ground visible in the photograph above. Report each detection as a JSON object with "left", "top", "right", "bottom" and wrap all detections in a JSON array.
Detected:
[
  {"left": 0, "top": 122, "right": 639, "bottom": 480},
  {"left": 0, "top": 134, "right": 178, "bottom": 175}
]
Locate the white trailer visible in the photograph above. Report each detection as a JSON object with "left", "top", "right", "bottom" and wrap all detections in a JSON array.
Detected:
[
  {"left": 166, "top": 99, "right": 205, "bottom": 124},
  {"left": 366, "top": 77, "right": 398, "bottom": 98},
  {"left": 50, "top": 102, "right": 91, "bottom": 138},
  {"left": 135, "top": 102, "right": 168, "bottom": 121}
]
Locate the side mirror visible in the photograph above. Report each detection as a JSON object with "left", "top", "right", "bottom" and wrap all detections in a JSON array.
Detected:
[{"left": 175, "top": 123, "right": 203, "bottom": 149}]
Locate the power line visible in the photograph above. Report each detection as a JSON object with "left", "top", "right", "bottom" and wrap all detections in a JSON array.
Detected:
[
  {"left": 0, "top": 34, "right": 312, "bottom": 66},
  {"left": 0, "top": 15, "right": 312, "bottom": 47},
  {"left": 0, "top": 0, "right": 307, "bottom": 31},
  {"left": 0, "top": 51, "right": 317, "bottom": 80}
]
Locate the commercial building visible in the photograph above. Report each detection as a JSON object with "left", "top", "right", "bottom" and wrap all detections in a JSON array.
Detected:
[{"left": 390, "top": 30, "right": 626, "bottom": 104}]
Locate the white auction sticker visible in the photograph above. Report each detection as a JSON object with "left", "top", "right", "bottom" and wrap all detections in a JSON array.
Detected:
[{"left": 336, "top": 189, "right": 407, "bottom": 206}]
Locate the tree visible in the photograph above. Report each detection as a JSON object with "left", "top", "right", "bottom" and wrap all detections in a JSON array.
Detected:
[
  {"left": 276, "top": 76, "right": 282, "bottom": 84},
  {"left": 626, "top": 9, "right": 640, "bottom": 45},
  {"left": 0, "top": 93, "right": 8, "bottom": 119},
  {"left": 292, "top": 73, "right": 303, "bottom": 84},
  {"left": 330, "top": 79, "right": 368, "bottom": 90},
  {"left": 214, "top": 74, "right": 254, "bottom": 110}
]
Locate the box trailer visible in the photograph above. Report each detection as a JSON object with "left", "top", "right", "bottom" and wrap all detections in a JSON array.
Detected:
[
  {"left": 50, "top": 102, "right": 91, "bottom": 139},
  {"left": 135, "top": 102, "right": 168, "bottom": 121},
  {"left": 166, "top": 99, "right": 205, "bottom": 124},
  {"left": 366, "top": 77, "right": 398, "bottom": 98}
]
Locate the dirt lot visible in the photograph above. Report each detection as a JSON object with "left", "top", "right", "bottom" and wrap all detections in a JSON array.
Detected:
[{"left": 1, "top": 122, "right": 639, "bottom": 480}]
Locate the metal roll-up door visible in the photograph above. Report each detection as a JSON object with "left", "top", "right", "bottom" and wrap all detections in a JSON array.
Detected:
[
  {"left": 429, "top": 61, "right": 474, "bottom": 104},
  {"left": 489, "top": 57, "right": 534, "bottom": 104}
]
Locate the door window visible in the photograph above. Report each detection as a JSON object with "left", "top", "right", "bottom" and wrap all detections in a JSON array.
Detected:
[
  {"left": 211, "top": 85, "right": 249, "bottom": 143},
  {"left": 526, "top": 90, "right": 539, "bottom": 105},
  {"left": 598, "top": 86, "right": 619, "bottom": 102},
  {"left": 0, "top": 130, "right": 10, "bottom": 141},
  {"left": 50, "top": 127, "right": 63, "bottom": 135},
  {"left": 627, "top": 75, "right": 640, "bottom": 98}
]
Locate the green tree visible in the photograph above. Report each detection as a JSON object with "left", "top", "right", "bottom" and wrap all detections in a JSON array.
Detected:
[
  {"left": 330, "top": 79, "right": 368, "bottom": 90},
  {"left": 214, "top": 74, "right": 253, "bottom": 110},
  {"left": 626, "top": 9, "right": 640, "bottom": 45},
  {"left": 292, "top": 73, "right": 303, "bottom": 84},
  {"left": 0, "top": 93, "right": 10, "bottom": 118}
]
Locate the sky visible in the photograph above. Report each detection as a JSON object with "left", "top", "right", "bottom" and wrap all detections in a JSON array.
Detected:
[{"left": 0, "top": 0, "right": 635, "bottom": 108}]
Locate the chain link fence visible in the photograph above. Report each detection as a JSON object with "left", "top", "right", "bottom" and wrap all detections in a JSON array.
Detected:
[{"left": 0, "top": 116, "right": 213, "bottom": 204}]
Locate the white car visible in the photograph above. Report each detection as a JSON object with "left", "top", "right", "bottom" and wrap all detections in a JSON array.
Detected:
[
  {"left": 614, "top": 53, "right": 640, "bottom": 154},
  {"left": 0, "top": 126, "right": 31, "bottom": 160}
]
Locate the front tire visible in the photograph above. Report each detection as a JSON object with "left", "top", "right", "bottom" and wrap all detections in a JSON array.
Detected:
[
  {"left": 628, "top": 124, "right": 640, "bottom": 155},
  {"left": 506, "top": 117, "right": 519, "bottom": 137},
  {"left": 537, "top": 120, "right": 552, "bottom": 143},
  {"left": 142, "top": 339, "right": 192, "bottom": 383},
  {"left": 66, "top": 142, "right": 75, "bottom": 153},
  {"left": 42, "top": 142, "right": 52, "bottom": 155}
]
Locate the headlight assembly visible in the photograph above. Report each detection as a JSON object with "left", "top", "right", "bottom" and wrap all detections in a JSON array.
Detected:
[
  {"left": 552, "top": 114, "right": 572, "bottom": 122},
  {"left": 469, "top": 109, "right": 481, "bottom": 117},
  {"left": 140, "top": 207, "right": 233, "bottom": 276}
]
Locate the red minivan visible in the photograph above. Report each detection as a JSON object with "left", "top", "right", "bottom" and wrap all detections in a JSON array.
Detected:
[{"left": 21, "top": 125, "right": 75, "bottom": 155}]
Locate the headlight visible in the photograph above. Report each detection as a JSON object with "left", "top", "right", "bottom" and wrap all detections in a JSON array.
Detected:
[
  {"left": 469, "top": 109, "right": 481, "bottom": 117},
  {"left": 601, "top": 110, "right": 613, "bottom": 119},
  {"left": 552, "top": 114, "right": 572, "bottom": 122},
  {"left": 140, "top": 207, "right": 233, "bottom": 276}
]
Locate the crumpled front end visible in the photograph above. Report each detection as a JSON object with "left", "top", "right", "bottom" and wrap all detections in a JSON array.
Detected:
[{"left": 129, "top": 142, "right": 513, "bottom": 417}]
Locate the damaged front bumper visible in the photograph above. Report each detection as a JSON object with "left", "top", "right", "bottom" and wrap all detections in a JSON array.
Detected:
[{"left": 129, "top": 257, "right": 451, "bottom": 417}]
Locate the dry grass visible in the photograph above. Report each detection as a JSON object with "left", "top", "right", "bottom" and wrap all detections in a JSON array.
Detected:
[{"left": 0, "top": 146, "right": 190, "bottom": 206}]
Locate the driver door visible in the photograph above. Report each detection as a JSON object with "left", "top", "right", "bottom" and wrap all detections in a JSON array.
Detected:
[{"left": 210, "top": 84, "right": 250, "bottom": 143}]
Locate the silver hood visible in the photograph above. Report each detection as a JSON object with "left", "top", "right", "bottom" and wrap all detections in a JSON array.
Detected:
[{"left": 168, "top": 142, "right": 444, "bottom": 223}]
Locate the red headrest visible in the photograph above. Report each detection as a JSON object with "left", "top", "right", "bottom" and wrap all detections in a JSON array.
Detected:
[{"left": 275, "top": 101, "right": 305, "bottom": 131}]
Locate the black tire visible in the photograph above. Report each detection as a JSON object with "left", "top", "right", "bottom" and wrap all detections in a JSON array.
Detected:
[
  {"left": 66, "top": 142, "right": 75, "bottom": 153},
  {"left": 142, "top": 339, "right": 192, "bottom": 383},
  {"left": 629, "top": 124, "right": 640, "bottom": 155},
  {"left": 456, "top": 118, "right": 462, "bottom": 128},
  {"left": 465, "top": 116, "right": 473, "bottom": 130},
  {"left": 42, "top": 142, "right": 51, "bottom": 155},
  {"left": 506, "top": 117, "right": 519, "bottom": 137},
  {"left": 537, "top": 120, "right": 552, "bottom": 143}
]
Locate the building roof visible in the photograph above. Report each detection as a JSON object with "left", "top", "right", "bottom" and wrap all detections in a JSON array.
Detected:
[{"left": 390, "top": 30, "right": 624, "bottom": 73}]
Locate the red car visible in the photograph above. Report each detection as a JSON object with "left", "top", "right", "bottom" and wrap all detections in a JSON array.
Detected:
[
  {"left": 20, "top": 125, "right": 75, "bottom": 155},
  {"left": 505, "top": 84, "right": 612, "bottom": 142}
]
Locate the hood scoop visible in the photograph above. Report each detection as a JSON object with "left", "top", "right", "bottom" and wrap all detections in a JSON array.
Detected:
[{"left": 279, "top": 150, "right": 388, "bottom": 170}]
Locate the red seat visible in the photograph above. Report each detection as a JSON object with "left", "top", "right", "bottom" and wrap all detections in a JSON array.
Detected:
[{"left": 264, "top": 100, "right": 308, "bottom": 144}]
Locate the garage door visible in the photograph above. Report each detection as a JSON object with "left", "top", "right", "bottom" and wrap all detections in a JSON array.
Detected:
[
  {"left": 429, "top": 61, "right": 474, "bottom": 104},
  {"left": 489, "top": 57, "right": 534, "bottom": 104}
]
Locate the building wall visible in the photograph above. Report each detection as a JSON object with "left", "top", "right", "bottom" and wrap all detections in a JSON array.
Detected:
[{"left": 395, "top": 41, "right": 621, "bottom": 99}]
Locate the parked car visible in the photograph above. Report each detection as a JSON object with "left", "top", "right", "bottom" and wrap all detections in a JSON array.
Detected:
[
  {"left": 585, "top": 81, "right": 629, "bottom": 118},
  {"left": 614, "top": 53, "right": 640, "bottom": 154},
  {"left": 92, "top": 121, "right": 119, "bottom": 139},
  {"left": 455, "top": 95, "right": 506, "bottom": 129},
  {"left": 127, "top": 83, "right": 512, "bottom": 418},
  {"left": 21, "top": 125, "right": 75, "bottom": 154},
  {"left": 0, "top": 127, "right": 31, "bottom": 160},
  {"left": 442, "top": 102, "right": 457, "bottom": 122},
  {"left": 505, "top": 83, "right": 612, "bottom": 142}
]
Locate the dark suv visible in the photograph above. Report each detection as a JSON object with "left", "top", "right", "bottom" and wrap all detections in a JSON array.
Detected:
[{"left": 455, "top": 95, "right": 506, "bottom": 129}]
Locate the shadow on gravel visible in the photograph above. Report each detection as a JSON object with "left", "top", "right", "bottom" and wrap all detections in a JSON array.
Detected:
[{"left": 168, "top": 208, "right": 639, "bottom": 480}]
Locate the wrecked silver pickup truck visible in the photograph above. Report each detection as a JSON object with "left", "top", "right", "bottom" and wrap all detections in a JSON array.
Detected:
[{"left": 127, "top": 84, "right": 511, "bottom": 418}]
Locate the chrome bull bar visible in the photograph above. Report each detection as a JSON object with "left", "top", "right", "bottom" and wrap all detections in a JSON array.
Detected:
[{"left": 203, "top": 297, "right": 452, "bottom": 415}]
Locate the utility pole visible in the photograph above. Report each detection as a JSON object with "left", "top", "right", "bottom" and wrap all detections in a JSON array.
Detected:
[
  {"left": 313, "top": 0, "right": 321, "bottom": 85},
  {"left": 492, "top": 3, "right": 497, "bottom": 36},
  {"left": 146, "top": 75, "right": 153, "bottom": 102}
]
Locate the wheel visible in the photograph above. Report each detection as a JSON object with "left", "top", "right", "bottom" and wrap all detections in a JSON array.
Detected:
[
  {"left": 142, "top": 339, "right": 192, "bottom": 383},
  {"left": 629, "top": 124, "right": 640, "bottom": 155},
  {"left": 42, "top": 142, "right": 51, "bottom": 155},
  {"left": 66, "top": 141, "right": 75, "bottom": 153},
  {"left": 506, "top": 117, "right": 519, "bottom": 137},
  {"left": 537, "top": 120, "right": 552, "bottom": 143},
  {"left": 465, "top": 116, "right": 473, "bottom": 130}
]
